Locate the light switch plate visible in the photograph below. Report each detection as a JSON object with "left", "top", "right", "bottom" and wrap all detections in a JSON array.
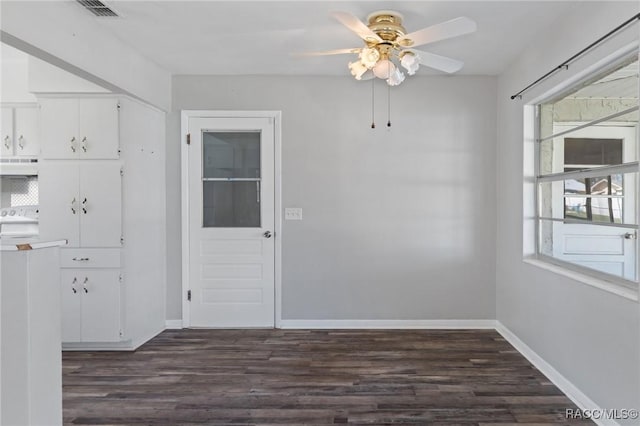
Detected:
[{"left": 285, "top": 208, "right": 303, "bottom": 220}]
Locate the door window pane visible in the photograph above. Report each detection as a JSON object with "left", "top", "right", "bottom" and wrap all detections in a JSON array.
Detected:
[
  {"left": 203, "top": 132, "right": 260, "bottom": 179},
  {"left": 203, "top": 181, "right": 260, "bottom": 227}
]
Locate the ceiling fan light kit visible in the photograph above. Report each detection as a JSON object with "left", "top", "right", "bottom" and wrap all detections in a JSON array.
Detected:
[
  {"left": 296, "top": 10, "right": 477, "bottom": 86},
  {"left": 296, "top": 9, "right": 477, "bottom": 127}
]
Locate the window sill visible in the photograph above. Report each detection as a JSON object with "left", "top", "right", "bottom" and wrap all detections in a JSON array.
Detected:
[{"left": 522, "top": 257, "right": 639, "bottom": 302}]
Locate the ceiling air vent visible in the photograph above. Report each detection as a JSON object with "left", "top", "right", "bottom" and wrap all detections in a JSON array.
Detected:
[{"left": 76, "top": 0, "right": 119, "bottom": 17}]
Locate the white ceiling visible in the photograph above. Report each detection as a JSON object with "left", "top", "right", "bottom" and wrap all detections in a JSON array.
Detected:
[{"left": 87, "top": 1, "right": 579, "bottom": 76}]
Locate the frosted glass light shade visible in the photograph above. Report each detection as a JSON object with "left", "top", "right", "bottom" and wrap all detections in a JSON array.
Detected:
[
  {"left": 387, "top": 68, "right": 405, "bottom": 86},
  {"left": 373, "top": 59, "right": 395, "bottom": 79},
  {"left": 401, "top": 52, "right": 420, "bottom": 75},
  {"left": 348, "top": 61, "right": 368, "bottom": 80},
  {"left": 359, "top": 48, "right": 380, "bottom": 68}
]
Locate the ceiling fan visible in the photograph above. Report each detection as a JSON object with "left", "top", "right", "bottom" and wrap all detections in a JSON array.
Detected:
[{"left": 296, "top": 10, "right": 477, "bottom": 86}]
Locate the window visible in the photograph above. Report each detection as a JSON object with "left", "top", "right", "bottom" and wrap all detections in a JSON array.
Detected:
[{"left": 535, "top": 55, "right": 639, "bottom": 285}]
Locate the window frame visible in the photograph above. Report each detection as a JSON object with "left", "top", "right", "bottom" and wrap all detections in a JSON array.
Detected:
[{"left": 529, "top": 48, "right": 640, "bottom": 295}]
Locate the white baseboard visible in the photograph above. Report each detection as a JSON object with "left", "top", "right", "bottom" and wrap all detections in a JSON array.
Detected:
[
  {"left": 165, "top": 319, "right": 183, "bottom": 329},
  {"left": 279, "top": 319, "right": 497, "bottom": 329},
  {"left": 495, "top": 322, "right": 617, "bottom": 426},
  {"left": 62, "top": 339, "right": 135, "bottom": 351}
]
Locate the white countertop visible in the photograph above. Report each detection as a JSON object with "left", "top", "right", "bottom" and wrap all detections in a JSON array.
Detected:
[{"left": 0, "top": 238, "right": 67, "bottom": 251}]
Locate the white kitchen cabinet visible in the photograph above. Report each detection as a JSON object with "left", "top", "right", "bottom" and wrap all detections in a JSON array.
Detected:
[
  {"left": 60, "top": 269, "right": 121, "bottom": 343},
  {"left": 37, "top": 95, "right": 166, "bottom": 351},
  {"left": 60, "top": 270, "right": 81, "bottom": 342},
  {"left": 38, "top": 161, "right": 122, "bottom": 247},
  {"left": 40, "top": 97, "right": 119, "bottom": 159},
  {"left": 1, "top": 107, "right": 12, "bottom": 157},
  {"left": 0, "top": 105, "right": 39, "bottom": 158}
]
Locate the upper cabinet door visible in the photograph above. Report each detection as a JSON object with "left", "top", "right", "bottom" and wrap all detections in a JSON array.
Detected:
[
  {"left": 38, "top": 161, "right": 81, "bottom": 246},
  {"left": 78, "top": 99, "right": 119, "bottom": 159},
  {"left": 79, "top": 162, "right": 122, "bottom": 247},
  {"left": 40, "top": 98, "right": 79, "bottom": 159},
  {"left": 1, "top": 107, "right": 14, "bottom": 157},
  {"left": 14, "top": 107, "right": 39, "bottom": 157}
]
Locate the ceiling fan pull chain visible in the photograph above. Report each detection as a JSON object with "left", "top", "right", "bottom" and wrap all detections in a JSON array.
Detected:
[
  {"left": 371, "top": 77, "right": 376, "bottom": 129},
  {"left": 387, "top": 62, "right": 391, "bottom": 127}
]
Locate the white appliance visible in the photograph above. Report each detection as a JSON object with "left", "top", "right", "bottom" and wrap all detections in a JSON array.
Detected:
[
  {"left": 0, "top": 159, "right": 38, "bottom": 176},
  {"left": 0, "top": 205, "right": 39, "bottom": 238}
]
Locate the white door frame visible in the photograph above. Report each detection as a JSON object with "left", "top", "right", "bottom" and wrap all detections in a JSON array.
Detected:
[{"left": 180, "top": 110, "right": 282, "bottom": 328}]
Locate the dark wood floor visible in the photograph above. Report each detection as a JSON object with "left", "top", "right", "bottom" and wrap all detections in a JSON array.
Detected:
[{"left": 62, "top": 329, "right": 592, "bottom": 425}]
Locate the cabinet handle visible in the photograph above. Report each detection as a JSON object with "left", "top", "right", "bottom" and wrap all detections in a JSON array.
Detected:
[
  {"left": 18, "top": 135, "right": 24, "bottom": 149},
  {"left": 83, "top": 277, "right": 89, "bottom": 293},
  {"left": 70, "top": 198, "right": 77, "bottom": 215},
  {"left": 82, "top": 197, "right": 88, "bottom": 214},
  {"left": 3, "top": 135, "right": 10, "bottom": 149},
  {"left": 72, "top": 277, "right": 78, "bottom": 293},
  {"left": 81, "top": 137, "right": 87, "bottom": 152},
  {"left": 70, "top": 137, "right": 76, "bottom": 153},
  {"left": 72, "top": 257, "right": 90, "bottom": 262}
]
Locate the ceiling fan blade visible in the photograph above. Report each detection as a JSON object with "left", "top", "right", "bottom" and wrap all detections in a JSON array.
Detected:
[
  {"left": 414, "top": 50, "right": 464, "bottom": 73},
  {"left": 330, "top": 11, "right": 383, "bottom": 43},
  {"left": 292, "top": 48, "right": 362, "bottom": 57},
  {"left": 398, "top": 17, "right": 476, "bottom": 48}
]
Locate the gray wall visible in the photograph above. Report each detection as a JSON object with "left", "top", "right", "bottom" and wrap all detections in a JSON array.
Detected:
[
  {"left": 496, "top": 1, "right": 639, "bottom": 417},
  {"left": 167, "top": 75, "right": 497, "bottom": 320}
]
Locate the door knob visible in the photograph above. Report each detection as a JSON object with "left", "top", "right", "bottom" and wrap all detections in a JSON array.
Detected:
[
  {"left": 263, "top": 231, "right": 272, "bottom": 238},
  {"left": 623, "top": 232, "right": 637, "bottom": 240}
]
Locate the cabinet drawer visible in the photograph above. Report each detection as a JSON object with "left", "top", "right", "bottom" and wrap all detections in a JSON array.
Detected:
[{"left": 60, "top": 248, "right": 121, "bottom": 268}]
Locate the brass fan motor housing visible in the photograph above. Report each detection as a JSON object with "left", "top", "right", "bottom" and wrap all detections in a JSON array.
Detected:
[{"left": 366, "top": 11, "right": 407, "bottom": 43}]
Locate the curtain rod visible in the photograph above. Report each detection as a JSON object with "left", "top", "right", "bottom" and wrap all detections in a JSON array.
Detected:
[{"left": 510, "top": 13, "right": 640, "bottom": 100}]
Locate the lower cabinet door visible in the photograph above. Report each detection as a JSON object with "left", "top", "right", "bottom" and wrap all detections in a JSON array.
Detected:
[
  {"left": 60, "top": 270, "right": 82, "bottom": 342},
  {"left": 60, "top": 268, "right": 121, "bottom": 344},
  {"left": 80, "top": 270, "right": 121, "bottom": 342}
]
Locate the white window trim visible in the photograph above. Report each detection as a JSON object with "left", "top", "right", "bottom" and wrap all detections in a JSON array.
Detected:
[
  {"left": 523, "top": 42, "right": 640, "bottom": 300},
  {"left": 523, "top": 257, "right": 639, "bottom": 302}
]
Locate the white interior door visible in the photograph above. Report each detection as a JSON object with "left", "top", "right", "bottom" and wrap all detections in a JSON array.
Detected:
[
  {"left": 187, "top": 116, "right": 275, "bottom": 327},
  {"left": 552, "top": 124, "right": 637, "bottom": 280}
]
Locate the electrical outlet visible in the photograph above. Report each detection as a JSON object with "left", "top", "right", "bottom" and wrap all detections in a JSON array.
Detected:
[{"left": 285, "top": 208, "right": 303, "bottom": 220}]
